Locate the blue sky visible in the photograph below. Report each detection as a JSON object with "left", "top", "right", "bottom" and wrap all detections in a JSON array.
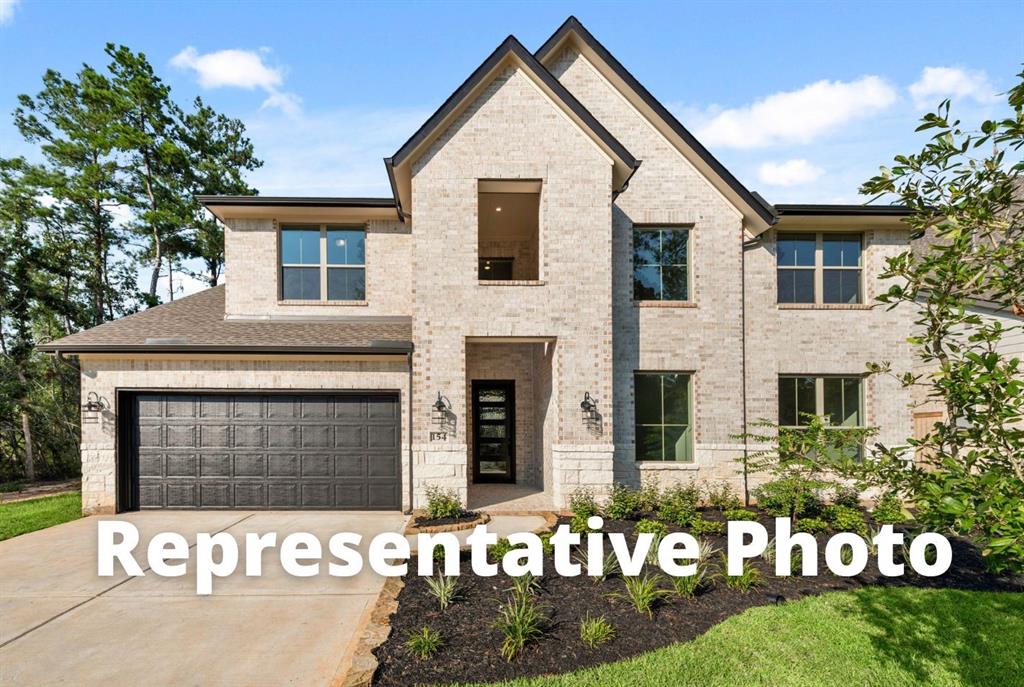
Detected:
[{"left": 1, "top": 1, "right": 1021, "bottom": 206}]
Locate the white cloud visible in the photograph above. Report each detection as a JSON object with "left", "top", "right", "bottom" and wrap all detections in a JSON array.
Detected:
[
  {"left": 757, "top": 159, "right": 824, "bottom": 187},
  {"left": 0, "top": 0, "right": 20, "bottom": 25},
  {"left": 243, "top": 106, "right": 431, "bottom": 196},
  {"left": 171, "top": 46, "right": 300, "bottom": 115},
  {"left": 696, "top": 76, "right": 898, "bottom": 149},
  {"left": 909, "top": 66, "right": 998, "bottom": 110}
]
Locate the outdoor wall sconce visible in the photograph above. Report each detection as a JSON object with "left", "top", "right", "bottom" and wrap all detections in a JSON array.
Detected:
[
  {"left": 430, "top": 392, "right": 456, "bottom": 437},
  {"left": 81, "top": 391, "right": 109, "bottom": 423},
  {"left": 580, "top": 391, "right": 603, "bottom": 435}
]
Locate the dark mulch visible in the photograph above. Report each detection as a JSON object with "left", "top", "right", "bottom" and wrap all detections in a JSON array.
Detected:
[
  {"left": 411, "top": 511, "right": 483, "bottom": 528},
  {"left": 373, "top": 510, "right": 1022, "bottom": 687}
]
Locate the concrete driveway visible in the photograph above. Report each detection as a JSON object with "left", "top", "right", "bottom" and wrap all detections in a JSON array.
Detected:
[{"left": 0, "top": 510, "right": 407, "bottom": 686}]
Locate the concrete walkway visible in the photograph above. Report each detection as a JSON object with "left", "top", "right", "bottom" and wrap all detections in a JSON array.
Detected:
[{"left": 0, "top": 510, "right": 407, "bottom": 687}]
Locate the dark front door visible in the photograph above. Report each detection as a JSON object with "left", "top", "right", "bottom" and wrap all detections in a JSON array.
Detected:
[
  {"left": 472, "top": 380, "right": 515, "bottom": 483},
  {"left": 121, "top": 392, "right": 401, "bottom": 510}
]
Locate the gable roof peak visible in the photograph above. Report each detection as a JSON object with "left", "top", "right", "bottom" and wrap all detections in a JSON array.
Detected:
[
  {"left": 536, "top": 16, "right": 777, "bottom": 230},
  {"left": 384, "top": 31, "right": 638, "bottom": 219}
]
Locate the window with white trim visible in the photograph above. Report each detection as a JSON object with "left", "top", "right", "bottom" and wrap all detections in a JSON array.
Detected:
[{"left": 280, "top": 224, "right": 366, "bottom": 301}]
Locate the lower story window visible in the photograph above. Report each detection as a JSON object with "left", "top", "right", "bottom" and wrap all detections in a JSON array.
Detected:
[
  {"left": 778, "top": 375, "right": 862, "bottom": 427},
  {"left": 635, "top": 372, "right": 693, "bottom": 462}
]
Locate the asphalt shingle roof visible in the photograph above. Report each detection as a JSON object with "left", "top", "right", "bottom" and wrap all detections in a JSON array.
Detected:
[{"left": 37, "top": 286, "right": 412, "bottom": 354}]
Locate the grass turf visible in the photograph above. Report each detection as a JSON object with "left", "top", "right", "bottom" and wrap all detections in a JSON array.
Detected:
[
  {"left": 0, "top": 492, "right": 82, "bottom": 541},
  {"left": 465, "top": 587, "right": 1024, "bottom": 687}
]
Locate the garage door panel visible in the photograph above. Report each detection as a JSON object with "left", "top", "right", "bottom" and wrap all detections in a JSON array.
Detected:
[
  {"left": 165, "top": 454, "right": 197, "bottom": 477},
  {"left": 234, "top": 483, "right": 265, "bottom": 508},
  {"left": 335, "top": 484, "right": 365, "bottom": 509},
  {"left": 165, "top": 483, "right": 196, "bottom": 508},
  {"left": 268, "top": 483, "right": 299, "bottom": 508},
  {"left": 200, "top": 483, "right": 231, "bottom": 508},
  {"left": 367, "top": 483, "right": 399, "bottom": 509},
  {"left": 301, "top": 425, "right": 332, "bottom": 449},
  {"left": 335, "top": 425, "right": 365, "bottom": 448},
  {"left": 166, "top": 398, "right": 196, "bottom": 418},
  {"left": 166, "top": 425, "right": 196, "bottom": 448},
  {"left": 335, "top": 454, "right": 364, "bottom": 478},
  {"left": 268, "top": 425, "right": 299, "bottom": 448},
  {"left": 129, "top": 393, "right": 400, "bottom": 510},
  {"left": 234, "top": 454, "right": 266, "bottom": 477},
  {"left": 267, "top": 454, "right": 299, "bottom": 477},
  {"left": 200, "top": 454, "right": 231, "bottom": 477},
  {"left": 301, "top": 455, "right": 332, "bottom": 477},
  {"left": 368, "top": 425, "right": 398, "bottom": 449},
  {"left": 367, "top": 453, "right": 399, "bottom": 478}
]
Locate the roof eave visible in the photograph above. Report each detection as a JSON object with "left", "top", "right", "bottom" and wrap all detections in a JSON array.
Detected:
[{"left": 37, "top": 342, "right": 414, "bottom": 356}]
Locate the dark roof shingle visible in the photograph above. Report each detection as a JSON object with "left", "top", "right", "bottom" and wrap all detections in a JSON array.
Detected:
[{"left": 37, "top": 286, "right": 412, "bottom": 354}]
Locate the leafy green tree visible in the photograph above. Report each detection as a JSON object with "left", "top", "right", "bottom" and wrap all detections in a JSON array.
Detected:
[
  {"left": 862, "top": 70, "right": 1024, "bottom": 573},
  {"left": 177, "top": 97, "right": 261, "bottom": 286},
  {"left": 14, "top": 64, "right": 139, "bottom": 325}
]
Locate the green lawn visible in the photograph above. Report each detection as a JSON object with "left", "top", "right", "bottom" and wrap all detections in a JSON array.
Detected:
[
  {"left": 468, "top": 587, "right": 1024, "bottom": 687},
  {"left": 0, "top": 492, "right": 82, "bottom": 541}
]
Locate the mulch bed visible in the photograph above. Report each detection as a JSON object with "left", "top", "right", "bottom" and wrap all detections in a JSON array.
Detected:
[{"left": 373, "top": 509, "right": 1022, "bottom": 687}]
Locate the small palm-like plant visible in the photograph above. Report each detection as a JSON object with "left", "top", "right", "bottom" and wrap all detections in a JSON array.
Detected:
[
  {"left": 405, "top": 626, "right": 443, "bottom": 660},
  {"left": 494, "top": 592, "right": 545, "bottom": 660},
  {"left": 425, "top": 573, "right": 459, "bottom": 610},
  {"left": 507, "top": 571, "right": 541, "bottom": 597},
  {"left": 579, "top": 614, "right": 615, "bottom": 648},
  {"left": 723, "top": 556, "right": 761, "bottom": 593},
  {"left": 613, "top": 573, "right": 672, "bottom": 618}
]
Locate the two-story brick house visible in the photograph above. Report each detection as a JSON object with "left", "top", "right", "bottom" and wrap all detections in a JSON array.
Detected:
[{"left": 40, "top": 17, "right": 915, "bottom": 515}]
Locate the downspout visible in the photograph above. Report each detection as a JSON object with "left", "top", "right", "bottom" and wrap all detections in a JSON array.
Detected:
[
  {"left": 741, "top": 233, "right": 763, "bottom": 507},
  {"left": 406, "top": 349, "right": 414, "bottom": 515}
]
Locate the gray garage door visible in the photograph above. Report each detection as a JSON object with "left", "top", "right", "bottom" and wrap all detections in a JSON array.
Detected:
[{"left": 130, "top": 392, "right": 401, "bottom": 510}]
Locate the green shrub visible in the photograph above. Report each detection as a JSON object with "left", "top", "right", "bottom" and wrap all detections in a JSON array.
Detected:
[
  {"left": 605, "top": 484, "right": 641, "bottom": 520},
  {"left": 825, "top": 505, "right": 868, "bottom": 537},
  {"left": 754, "top": 476, "right": 822, "bottom": 518},
  {"left": 689, "top": 516, "right": 725, "bottom": 536},
  {"left": 706, "top": 481, "right": 742, "bottom": 510},
  {"left": 723, "top": 557, "right": 761, "bottom": 593},
  {"left": 657, "top": 482, "right": 700, "bottom": 526},
  {"left": 636, "top": 478, "right": 662, "bottom": 513},
  {"left": 796, "top": 517, "right": 831, "bottom": 535},
  {"left": 670, "top": 545, "right": 716, "bottom": 598},
  {"left": 579, "top": 614, "right": 615, "bottom": 648},
  {"left": 634, "top": 518, "right": 669, "bottom": 539},
  {"left": 425, "top": 573, "right": 459, "bottom": 611},
  {"left": 495, "top": 592, "right": 545, "bottom": 660},
  {"left": 570, "top": 513, "right": 595, "bottom": 534},
  {"left": 424, "top": 485, "right": 463, "bottom": 520},
  {"left": 723, "top": 507, "right": 757, "bottom": 521},
  {"left": 489, "top": 537, "right": 526, "bottom": 562},
  {"left": 569, "top": 488, "right": 599, "bottom": 519},
  {"left": 872, "top": 492, "right": 905, "bottom": 524},
  {"left": 614, "top": 573, "right": 672, "bottom": 618},
  {"left": 405, "top": 627, "right": 443, "bottom": 660},
  {"left": 833, "top": 484, "right": 862, "bottom": 509},
  {"left": 538, "top": 531, "right": 556, "bottom": 555}
]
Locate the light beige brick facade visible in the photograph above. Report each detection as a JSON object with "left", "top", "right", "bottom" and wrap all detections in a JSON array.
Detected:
[{"left": 68, "top": 26, "right": 917, "bottom": 513}]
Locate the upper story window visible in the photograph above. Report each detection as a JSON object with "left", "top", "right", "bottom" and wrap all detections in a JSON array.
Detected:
[
  {"left": 777, "top": 232, "right": 862, "bottom": 304},
  {"left": 635, "top": 372, "right": 693, "bottom": 462},
  {"left": 280, "top": 224, "right": 366, "bottom": 301},
  {"left": 478, "top": 180, "right": 540, "bottom": 281},
  {"left": 633, "top": 227, "right": 690, "bottom": 301}
]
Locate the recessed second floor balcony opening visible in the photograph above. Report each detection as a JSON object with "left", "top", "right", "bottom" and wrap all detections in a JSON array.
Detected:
[{"left": 478, "top": 180, "right": 541, "bottom": 282}]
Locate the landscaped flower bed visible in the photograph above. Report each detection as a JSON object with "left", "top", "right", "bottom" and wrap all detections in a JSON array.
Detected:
[{"left": 372, "top": 483, "right": 1022, "bottom": 687}]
